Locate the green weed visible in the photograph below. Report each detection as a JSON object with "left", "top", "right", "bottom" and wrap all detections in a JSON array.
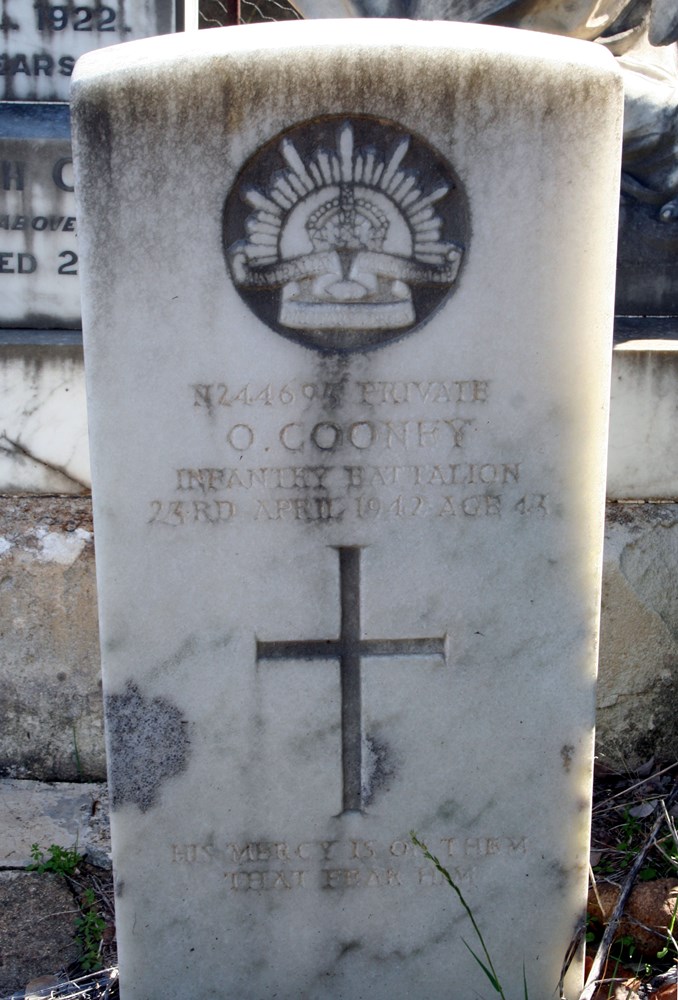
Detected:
[
  {"left": 75, "top": 888, "right": 106, "bottom": 972},
  {"left": 593, "top": 809, "right": 659, "bottom": 881},
  {"left": 28, "top": 842, "right": 107, "bottom": 972},
  {"left": 28, "top": 841, "right": 81, "bottom": 877},
  {"left": 593, "top": 805, "right": 677, "bottom": 882}
]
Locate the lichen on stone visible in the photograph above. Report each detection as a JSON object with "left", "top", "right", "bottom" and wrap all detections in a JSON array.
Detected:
[{"left": 105, "top": 681, "right": 190, "bottom": 812}]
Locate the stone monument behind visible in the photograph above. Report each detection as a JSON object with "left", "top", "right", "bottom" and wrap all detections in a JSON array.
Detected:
[
  {"left": 1, "top": 0, "right": 187, "bottom": 103},
  {"left": 0, "top": 0, "right": 189, "bottom": 330},
  {"left": 72, "top": 19, "right": 622, "bottom": 998},
  {"left": 0, "top": 0, "right": 194, "bottom": 779},
  {"left": 293, "top": 0, "right": 678, "bottom": 316}
]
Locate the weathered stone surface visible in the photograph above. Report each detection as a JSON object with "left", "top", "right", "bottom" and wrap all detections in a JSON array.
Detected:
[
  {"left": 0, "top": 336, "right": 90, "bottom": 495},
  {"left": 0, "top": 496, "right": 104, "bottom": 782},
  {"left": 0, "top": 872, "right": 79, "bottom": 996},
  {"left": 73, "top": 18, "right": 621, "bottom": 1000},
  {"left": 597, "top": 503, "right": 678, "bottom": 768},
  {"left": 0, "top": 780, "right": 109, "bottom": 869},
  {"left": 607, "top": 334, "right": 678, "bottom": 501}
]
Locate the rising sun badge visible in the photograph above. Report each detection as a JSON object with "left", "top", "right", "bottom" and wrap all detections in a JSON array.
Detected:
[{"left": 223, "top": 116, "right": 469, "bottom": 352}]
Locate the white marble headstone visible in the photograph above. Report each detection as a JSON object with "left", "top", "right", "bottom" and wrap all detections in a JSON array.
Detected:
[{"left": 73, "top": 20, "right": 622, "bottom": 999}]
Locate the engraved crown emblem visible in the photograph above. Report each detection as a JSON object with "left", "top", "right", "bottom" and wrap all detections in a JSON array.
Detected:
[{"left": 225, "top": 119, "right": 467, "bottom": 351}]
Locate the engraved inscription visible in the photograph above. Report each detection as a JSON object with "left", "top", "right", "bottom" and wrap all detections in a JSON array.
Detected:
[
  {"left": 169, "top": 835, "right": 529, "bottom": 893},
  {"left": 0, "top": 0, "right": 170, "bottom": 101},
  {"left": 224, "top": 870, "right": 306, "bottom": 891},
  {"left": 0, "top": 141, "right": 80, "bottom": 325},
  {"left": 257, "top": 547, "right": 446, "bottom": 814},
  {"left": 147, "top": 373, "right": 552, "bottom": 528},
  {"left": 224, "top": 117, "right": 469, "bottom": 352},
  {"left": 276, "top": 417, "right": 473, "bottom": 452},
  {"left": 192, "top": 378, "right": 490, "bottom": 411},
  {"left": 148, "top": 499, "right": 236, "bottom": 527},
  {"left": 173, "top": 463, "right": 520, "bottom": 493}
]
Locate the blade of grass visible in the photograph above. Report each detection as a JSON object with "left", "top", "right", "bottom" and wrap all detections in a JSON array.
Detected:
[
  {"left": 656, "top": 894, "right": 678, "bottom": 959},
  {"left": 462, "top": 939, "right": 503, "bottom": 993},
  {"left": 411, "top": 832, "right": 508, "bottom": 1000}
]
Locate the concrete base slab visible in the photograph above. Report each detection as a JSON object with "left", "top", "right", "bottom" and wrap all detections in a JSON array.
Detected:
[
  {"left": 0, "top": 780, "right": 109, "bottom": 869},
  {"left": 598, "top": 503, "right": 678, "bottom": 767},
  {"left": 0, "top": 496, "right": 104, "bottom": 782}
]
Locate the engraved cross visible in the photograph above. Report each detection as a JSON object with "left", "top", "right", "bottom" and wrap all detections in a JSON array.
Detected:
[{"left": 256, "top": 546, "right": 447, "bottom": 814}]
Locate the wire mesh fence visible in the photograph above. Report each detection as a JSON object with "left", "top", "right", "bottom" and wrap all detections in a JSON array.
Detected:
[
  {"left": 2, "top": 969, "right": 118, "bottom": 1000},
  {"left": 199, "top": 0, "right": 301, "bottom": 28}
]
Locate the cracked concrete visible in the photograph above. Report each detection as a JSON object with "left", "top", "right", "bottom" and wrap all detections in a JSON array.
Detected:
[
  {"left": 598, "top": 504, "right": 678, "bottom": 766},
  {"left": 0, "top": 779, "right": 110, "bottom": 870},
  {"left": 0, "top": 342, "right": 90, "bottom": 495},
  {"left": 0, "top": 434, "right": 89, "bottom": 493},
  {"left": 0, "top": 497, "right": 104, "bottom": 782}
]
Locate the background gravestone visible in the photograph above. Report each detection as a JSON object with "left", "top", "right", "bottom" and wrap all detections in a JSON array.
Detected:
[
  {"left": 73, "top": 19, "right": 622, "bottom": 999},
  {"left": 0, "top": 0, "right": 193, "bottom": 787},
  {"left": 0, "top": 0, "right": 189, "bottom": 330},
  {"left": 0, "top": 104, "right": 79, "bottom": 328},
  {"left": 1, "top": 0, "right": 186, "bottom": 103}
]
